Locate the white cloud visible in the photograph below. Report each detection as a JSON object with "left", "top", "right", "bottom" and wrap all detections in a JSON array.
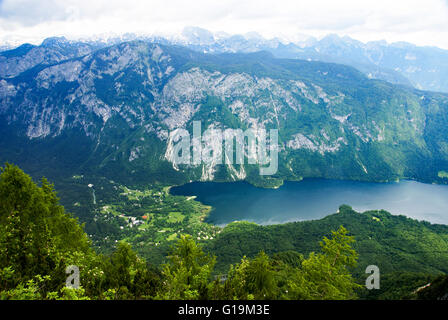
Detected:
[{"left": 0, "top": 0, "right": 448, "bottom": 48}]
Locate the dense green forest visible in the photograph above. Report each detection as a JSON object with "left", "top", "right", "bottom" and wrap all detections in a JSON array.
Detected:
[
  {"left": 1, "top": 163, "right": 447, "bottom": 300},
  {"left": 204, "top": 205, "right": 448, "bottom": 276}
]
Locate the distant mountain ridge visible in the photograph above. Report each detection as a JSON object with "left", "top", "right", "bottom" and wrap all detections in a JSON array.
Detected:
[
  {"left": 3, "top": 27, "right": 448, "bottom": 93},
  {"left": 175, "top": 27, "right": 448, "bottom": 94}
]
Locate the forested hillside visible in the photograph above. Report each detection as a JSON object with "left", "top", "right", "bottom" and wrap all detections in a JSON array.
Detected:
[
  {"left": 0, "top": 164, "right": 362, "bottom": 300},
  {"left": 1, "top": 164, "right": 447, "bottom": 300},
  {"left": 205, "top": 205, "right": 448, "bottom": 276}
]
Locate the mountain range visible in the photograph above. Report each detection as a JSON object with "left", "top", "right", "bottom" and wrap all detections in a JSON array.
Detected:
[
  {"left": 4, "top": 27, "right": 448, "bottom": 94},
  {"left": 176, "top": 27, "right": 448, "bottom": 94},
  {"left": 1, "top": 35, "right": 448, "bottom": 189}
]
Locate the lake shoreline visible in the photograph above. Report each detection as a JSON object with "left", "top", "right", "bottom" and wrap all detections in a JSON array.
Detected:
[{"left": 170, "top": 178, "right": 448, "bottom": 226}]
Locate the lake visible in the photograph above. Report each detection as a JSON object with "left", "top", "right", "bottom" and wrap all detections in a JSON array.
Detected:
[{"left": 170, "top": 179, "right": 448, "bottom": 226}]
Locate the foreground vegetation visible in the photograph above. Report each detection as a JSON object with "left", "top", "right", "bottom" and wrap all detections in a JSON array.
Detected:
[
  {"left": 1, "top": 163, "right": 447, "bottom": 299},
  {"left": 0, "top": 164, "right": 363, "bottom": 299}
]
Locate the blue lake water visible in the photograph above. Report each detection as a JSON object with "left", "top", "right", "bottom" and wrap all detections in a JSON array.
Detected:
[{"left": 170, "top": 179, "right": 448, "bottom": 226}]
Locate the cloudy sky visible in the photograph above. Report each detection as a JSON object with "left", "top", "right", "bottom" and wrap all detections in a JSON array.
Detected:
[{"left": 1, "top": 0, "right": 448, "bottom": 48}]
